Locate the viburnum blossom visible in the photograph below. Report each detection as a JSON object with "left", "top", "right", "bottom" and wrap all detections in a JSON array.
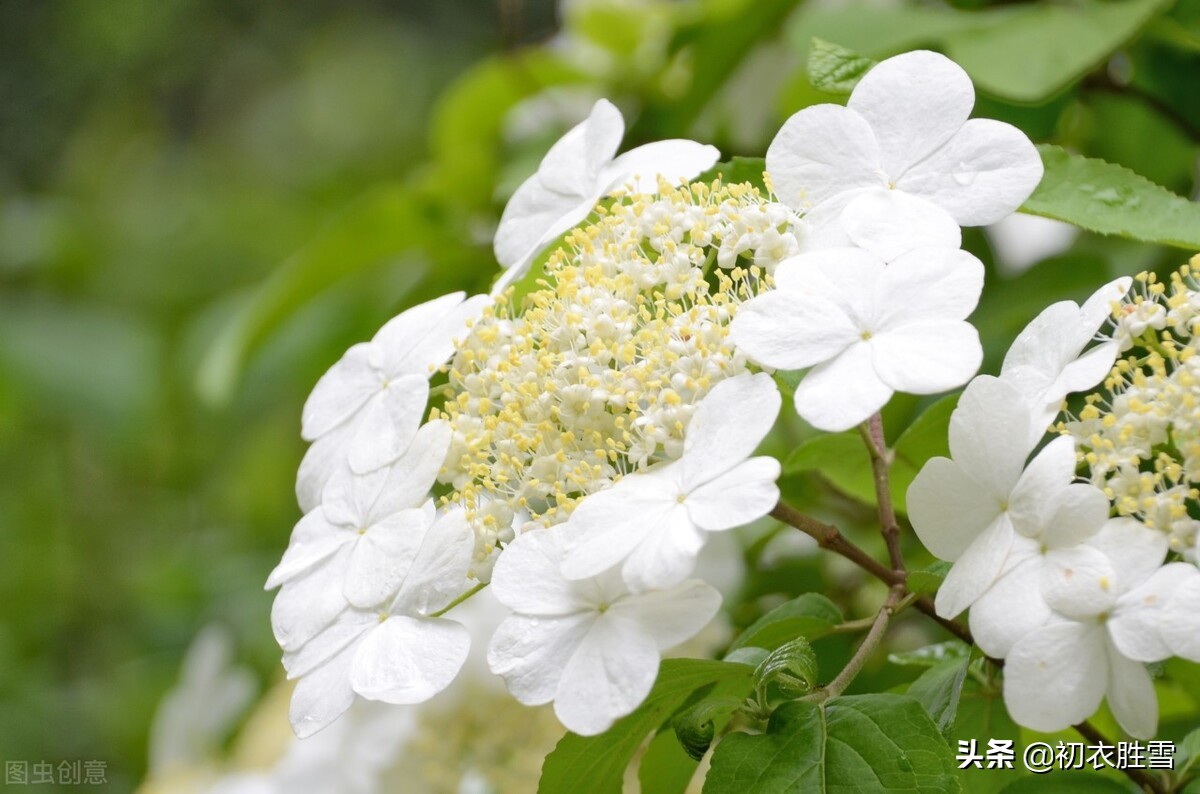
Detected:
[
  {"left": 999, "top": 276, "right": 1132, "bottom": 444},
  {"left": 907, "top": 376, "right": 1107, "bottom": 619},
  {"left": 282, "top": 507, "right": 476, "bottom": 737},
  {"left": 492, "top": 98, "right": 719, "bottom": 288},
  {"left": 437, "top": 181, "right": 800, "bottom": 579},
  {"left": 1003, "top": 518, "right": 1174, "bottom": 738},
  {"left": 296, "top": 292, "right": 487, "bottom": 511},
  {"left": 730, "top": 246, "right": 984, "bottom": 431},
  {"left": 766, "top": 50, "right": 1043, "bottom": 253},
  {"left": 559, "top": 372, "right": 781, "bottom": 591},
  {"left": 1060, "top": 264, "right": 1200, "bottom": 558},
  {"left": 486, "top": 526, "right": 721, "bottom": 735}
]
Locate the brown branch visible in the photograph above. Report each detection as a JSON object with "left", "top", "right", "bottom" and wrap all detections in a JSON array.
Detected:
[{"left": 860, "top": 414, "right": 905, "bottom": 575}]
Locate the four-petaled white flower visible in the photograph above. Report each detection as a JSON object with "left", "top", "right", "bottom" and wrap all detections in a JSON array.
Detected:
[
  {"left": 283, "top": 507, "right": 476, "bottom": 738},
  {"left": 907, "top": 376, "right": 1108, "bottom": 620},
  {"left": 730, "top": 247, "right": 983, "bottom": 432},
  {"left": 487, "top": 526, "right": 721, "bottom": 736},
  {"left": 559, "top": 372, "right": 781, "bottom": 592},
  {"left": 999, "top": 276, "right": 1133, "bottom": 444},
  {"left": 492, "top": 98, "right": 719, "bottom": 291},
  {"left": 297, "top": 292, "right": 487, "bottom": 511},
  {"left": 767, "top": 50, "right": 1043, "bottom": 257},
  {"left": 1004, "top": 518, "right": 1171, "bottom": 738},
  {"left": 269, "top": 420, "right": 451, "bottom": 654}
]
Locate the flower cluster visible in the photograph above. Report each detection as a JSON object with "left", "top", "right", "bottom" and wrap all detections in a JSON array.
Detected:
[
  {"left": 910, "top": 274, "right": 1200, "bottom": 738},
  {"left": 268, "top": 50, "right": 1058, "bottom": 742},
  {"left": 1062, "top": 264, "right": 1200, "bottom": 560}
]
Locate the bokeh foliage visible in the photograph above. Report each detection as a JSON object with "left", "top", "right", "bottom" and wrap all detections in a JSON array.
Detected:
[{"left": 0, "top": 0, "right": 1197, "bottom": 789}]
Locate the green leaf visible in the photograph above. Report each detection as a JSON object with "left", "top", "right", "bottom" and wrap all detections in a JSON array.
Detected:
[
  {"left": 889, "top": 640, "right": 970, "bottom": 669},
  {"left": 906, "top": 653, "right": 971, "bottom": 739},
  {"left": 705, "top": 694, "right": 962, "bottom": 793},
  {"left": 1022, "top": 145, "right": 1200, "bottom": 251},
  {"left": 807, "top": 38, "right": 877, "bottom": 94},
  {"left": 997, "top": 773, "right": 1133, "bottom": 793},
  {"left": 753, "top": 638, "right": 819, "bottom": 702},
  {"left": 728, "top": 593, "right": 843, "bottom": 653},
  {"left": 672, "top": 696, "right": 746, "bottom": 762},
  {"left": 696, "top": 157, "right": 768, "bottom": 191},
  {"left": 906, "top": 561, "right": 952, "bottom": 597},
  {"left": 950, "top": 677, "right": 1024, "bottom": 794},
  {"left": 784, "top": 432, "right": 875, "bottom": 505},
  {"left": 639, "top": 726, "right": 702, "bottom": 794},
  {"left": 540, "top": 659, "right": 753, "bottom": 794},
  {"left": 943, "top": 0, "right": 1171, "bottom": 102}
]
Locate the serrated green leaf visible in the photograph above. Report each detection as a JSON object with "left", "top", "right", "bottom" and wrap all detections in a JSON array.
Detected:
[
  {"left": 906, "top": 653, "right": 971, "bottom": 739},
  {"left": 1022, "top": 145, "right": 1200, "bottom": 251},
  {"left": 943, "top": 0, "right": 1170, "bottom": 102},
  {"left": 784, "top": 432, "right": 875, "bottom": 505},
  {"left": 807, "top": 38, "right": 877, "bottom": 94},
  {"left": 997, "top": 773, "right": 1133, "bottom": 793},
  {"left": 906, "top": 561, "right": 952, "bottom": 597},
  {"left": 728, "top": 593, "right": 843, "bottom": 653},
  {"left": 540, "top": 659, "right": 753, "bottom": 794},
  {"left": 704, "top": 694, "right": 962, "bottom": 793}
]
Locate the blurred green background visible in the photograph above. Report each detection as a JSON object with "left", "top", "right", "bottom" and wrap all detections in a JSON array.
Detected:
[{"left": 0, "top": 0, "right": 1196, "bottom": 789}]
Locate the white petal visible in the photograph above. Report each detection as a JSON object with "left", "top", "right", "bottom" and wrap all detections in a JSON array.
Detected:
[
  {"left": 266, "top": 510, "right": 350, "bottom": 590},
  {"left": 544, "top": 98, "right": 624, "bottom": 194},
  {"left": 492, "top": 526, "right": 593, "bottom": 615},
  {"left": 948, "top": 376, "right": 1033, "bottom": 500},
  {"left": 608, "top": 579, "right": 722, "bottom": 650},
  {"left": 872, "top": 247, "right": 984, "bottom": 328},
  {"left": 368, "top": 420, "right": 452, "bottom": 519},
  {"left": 1080, "top": 276, "right": 1133, "bottom": 326},
  {"left": 599, "top": 139, "right": 720, "bottom": 194},
  {"left": 288, "top": 645, "right": 356, "bottom": 739},
  {"left": 382, "top": 294, "right": 489, "bottom": 377},
  {"left": 271, "top": 548, "right": 352, "bottom": 651},
  {"left": 1106, "top": 646, "right": 1157, "bottom": 739},
  {"left": 493, "top": 175, "right": 593, "bottom": 271},
  {"left": 1040, "top": 544, "right": 1117, "bottom": 620},
  {"left": 729, "top": 289, "right": 858, "bottom": 370},
  {"left": 560, "top": 468, "right": 680, "bottom": 582},
  {"left": 553, "top": 613, "right": 660, "bottom": 736},
  {"left": 1110, "top": 563, "right": 1196, "bottom": 662},
  {"left": 282, "top": 607, "right": 375, "bottom": 679},
  {"left": 1087, "top": 518, "right": 1169, "bottom": 592},
  {"left": 346, "top": 375, "right": 429, "bottom": 474},
  {"left": 934, "top": 516, "right": 1013, "bottom": 618},
  {"left": 487, "top": 612, "right": 595, "bottom": 705},
  {"left": 1162, "top": 572, "right": 1200, "bottom": 661},
  {"left": 908, "top": 457, "right": 1001, "bottom": 561},
  {"left": 848, "top": 50, "right": 974, "bottom": 180},
  {"left": 1008, "top": 437, "right": 1104, "bottom": 545},
  {"left": 390, "top": 507, "right": 476, "bottom": 616},
  {"left": 296, "top": 423, "right": 351, "bottom": 513},
  {"left": 301, "top": 343, "right": 381, "bottom": 441},
  {"left": 773, "top": 247, "right": 884, "bottom": 321},
  {"left": 793, "top": 342, "right": 893, "bottom": 432},
  {"left": 1004, "top": 620, "right": 1107, "bottom": 733},
  {"left": 969, "top": 543, "right": 1051, "bottom": 658},
  {"left": 870, "top": 322, "right": 981, "bottom": 395},
  {"left": 350, "top": 616, "right": 470, "bottom": 704},
  {"left": 343, "top": 510, "right": 428, "bottom": 609},
  {"left": 765, "top": 104, "right": 884, "bottom": 212},
  {"left": 681, "top": 372, "right": 781, "bottom": 489},
  {"left": 620, "top": 507, "right": 707, "bottom": 593},
  {"left": 897, "top": 118, "right": 1044, "bottom": 226},
  {"left": 686, "top": 457, "right": 780, "bottom": 532},
  {"left": 841, "top": 191, "right": 961, "bottom": 262}
]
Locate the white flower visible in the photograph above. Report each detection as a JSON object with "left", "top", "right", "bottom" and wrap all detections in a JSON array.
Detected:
[
  {"left": 907, "top": 376, "right": 1107, "bottom": 620},
  {"left": 999, "top": 276, "right": 1132, "bottom": 444},
  {"left": 492, "top": 98, "right": 719, "bottom": 290},
  {"left": 269, "top": 421, "right": 450, "bottom": 654},
  {"left": 984, "top": 213, "right": 1078, "bottom": 277},
  {"left": 486, "top": 526, "right": 721, "bottom": 736},
  {"left": 283, "top": 507, "right": 476, "bottom": 738},
  {"left": 296, "top": 292, "right": 487, "bottom": 511},
  {"left": 557, "top": 372, "right": 780, "bottom": 592},
  {"left": 1004, "top": 518, "right": 1170, "bottom": 738},
  {"left": 730, "top": 246, "right": 983, "bottom": 432},
  {"left": 1160, "top": 565, "right": 1200, "bottom": 661},
  {"left": 767, "top": 50, "right": 1043, "bottom": 256}
]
